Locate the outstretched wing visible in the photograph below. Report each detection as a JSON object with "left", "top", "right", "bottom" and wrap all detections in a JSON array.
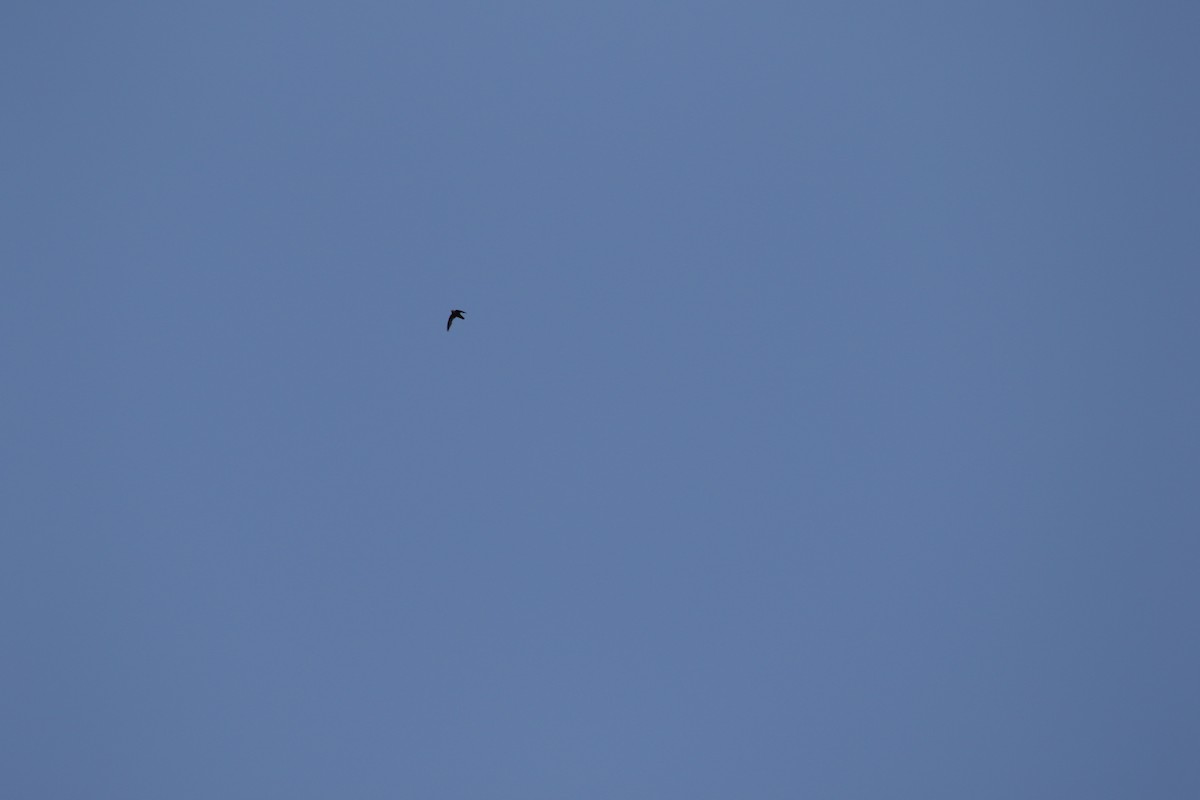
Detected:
[{"left": 447, "top": 312, "right": 455, "bottom": 331}]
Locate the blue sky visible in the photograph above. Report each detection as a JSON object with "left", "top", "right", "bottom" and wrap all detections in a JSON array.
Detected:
[{"left": 3, "top": 2, "right": 1198, "bottom": 797}]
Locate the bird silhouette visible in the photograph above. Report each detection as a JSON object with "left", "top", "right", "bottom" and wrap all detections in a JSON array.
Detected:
[{"left": 446, "top": 309, "right": 466, "bottom": 331}]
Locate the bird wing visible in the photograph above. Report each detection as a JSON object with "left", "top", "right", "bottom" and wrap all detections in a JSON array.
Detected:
[{"left": 447, "top": 312, "right": 455, "bottom": 331}]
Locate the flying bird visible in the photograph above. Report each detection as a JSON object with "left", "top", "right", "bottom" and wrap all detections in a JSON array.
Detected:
[{"left": 446, "top": 309, "right": 466, "bottom": 331}]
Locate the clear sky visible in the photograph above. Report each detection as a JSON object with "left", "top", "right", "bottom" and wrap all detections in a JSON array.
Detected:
[{"left": 4, "top": 2, "right": 1198, "bottom": 798}]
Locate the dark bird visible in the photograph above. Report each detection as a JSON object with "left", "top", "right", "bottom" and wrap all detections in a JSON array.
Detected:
[{"left": 446, "top": 309, "right": 466, "bottom": 331}]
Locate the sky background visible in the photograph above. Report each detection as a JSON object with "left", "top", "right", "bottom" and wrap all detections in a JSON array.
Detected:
[{"left": 3, "top": 2, "right": 1199, "bottom": 797}]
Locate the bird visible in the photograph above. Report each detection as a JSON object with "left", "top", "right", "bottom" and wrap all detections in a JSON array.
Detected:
[{"left": 446, "top": 309, "right": 466, "bottom": 331}]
